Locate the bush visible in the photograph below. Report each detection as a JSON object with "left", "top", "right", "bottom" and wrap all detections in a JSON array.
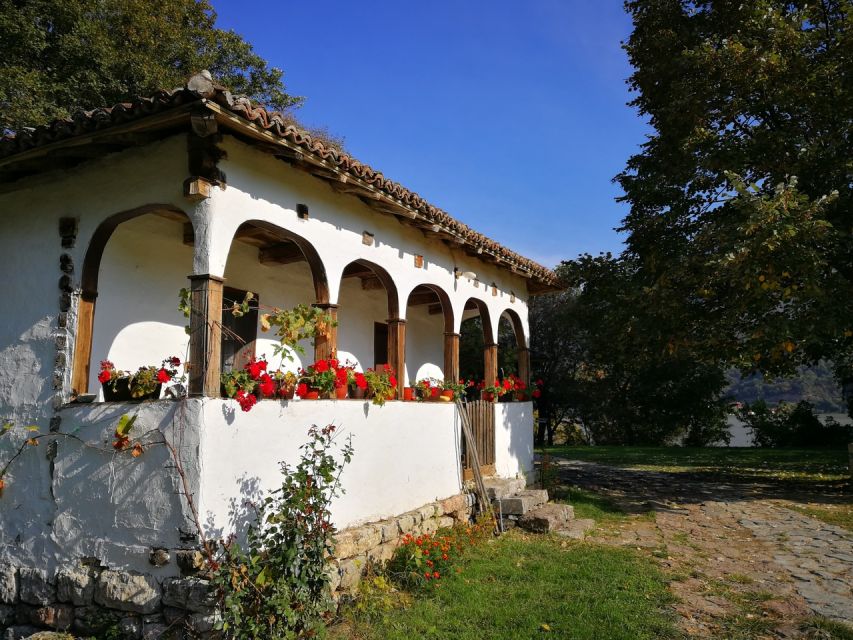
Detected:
[
  {"left": 736, "top": 400, "right": 853, "bottom": 448},
  {"left": 212, "top": 424, "right": 353, "bottom": 639}
]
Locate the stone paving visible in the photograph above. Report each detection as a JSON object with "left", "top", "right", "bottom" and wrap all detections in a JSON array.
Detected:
[{"left": 548, "top": 457, "right": 853, "bottom": 635}]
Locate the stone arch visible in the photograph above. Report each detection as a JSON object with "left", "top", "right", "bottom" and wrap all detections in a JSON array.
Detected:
[{"left": 72, "top": 204, "right": 192, "bottom": 395}]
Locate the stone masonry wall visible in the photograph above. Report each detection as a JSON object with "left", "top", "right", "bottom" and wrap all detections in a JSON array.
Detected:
[{"left": 0, "top": 493, "right": 474, "bottom": 639}]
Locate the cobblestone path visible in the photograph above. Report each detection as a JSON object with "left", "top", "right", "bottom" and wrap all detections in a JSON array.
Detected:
[{"left": 549, "top": 457, "right": 853, "bottom": 637}]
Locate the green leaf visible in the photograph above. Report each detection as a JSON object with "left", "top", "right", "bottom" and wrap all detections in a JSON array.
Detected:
[{"left": 115, "top": 414, "right": 137, "bottom": 438}]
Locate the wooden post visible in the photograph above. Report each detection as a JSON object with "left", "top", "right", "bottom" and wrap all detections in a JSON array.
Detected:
[
  {"left": 484, "top": 342, "right": 498, "bottom": 386},
  {"left": 444, "top": 332, "right": 460, "bottom": 383},
  {"left": 187, "top": 274, "right": 224, "bottom": 397},
  {"left": 518, "top": 346, "right": 531, "bottom": 385},
  {"left": 313, "top": 303, "right": 338, "bottom": 362},
  {"left": 387, "top": 318, "right": 406, "bottom": 397},
  {"left": 70, "top": 292, "right": 97, "bottom": 395}
]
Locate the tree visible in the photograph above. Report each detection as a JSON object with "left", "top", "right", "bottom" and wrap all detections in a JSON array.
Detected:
[
  {"left": 0, "top": 0, "right": 302, "bottom": 132},
  {"left": 617, "top": 1, "right": 853, "bottom": 385},
  {"left": 531, "top": 255, "right": 731, "bottom": 446}
]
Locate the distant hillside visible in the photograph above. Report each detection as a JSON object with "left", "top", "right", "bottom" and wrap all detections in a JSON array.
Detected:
[{"left": 725, "top": 362, "right": 847, "bottom": 413}]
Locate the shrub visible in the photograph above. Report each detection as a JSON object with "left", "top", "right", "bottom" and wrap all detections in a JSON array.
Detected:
[
  {"left": 736, "top": 400, "right": 853, "bottom": 448},
  {"left": 212, "top": 424, "right": 353, "bottom": 639}
]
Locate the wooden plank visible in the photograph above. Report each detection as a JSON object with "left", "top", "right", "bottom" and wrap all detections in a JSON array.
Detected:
[
  {"left": 187, "top": 274, "right": 224, "bottom": 396},
  {"left": 70, "top": 293, "right": 96, "bottom": 395},
  {"left": 258, "top": 242, "right": 305, "bottom": 265}
]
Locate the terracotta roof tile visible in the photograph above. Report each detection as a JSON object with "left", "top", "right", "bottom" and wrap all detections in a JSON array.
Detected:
[{"left": 0, "top": 76, "right": 560, "bottom": 290}]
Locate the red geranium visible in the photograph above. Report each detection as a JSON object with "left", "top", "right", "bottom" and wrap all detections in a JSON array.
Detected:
[
  {"left": 235, "top": 390, "right": 257, "bottom": 412},
  {"left": 314, "top": 359, "right": 329, "bottom": 373},
  {"left": 155, "top": 368, "right": 172, "bottom": 384},
  {"left": 98, "top": 369, "right": 112, "bottom": 384},
  {"left": 389, "top": 375, "right": 397, "bottom": 388},
  {"left": 532, "top": 388, "right": 542, "bottom": 398},
  {"left": 296, "top": 382, "right": 309, "bottom": 398},
  {"left": 335, "top": 367, "right": 349, "bottom": 388},
  {"left": 258, "top": 373, "right": 275, "bottom": 397},
  {"left": 245, "top": 357, "right": 267, "bottom": 380},
  {"left": 354, "top": 372, "right": 367, "bottom": 390}
]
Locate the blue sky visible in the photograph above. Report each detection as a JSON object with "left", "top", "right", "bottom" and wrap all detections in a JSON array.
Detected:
[{"left": 212, "top": 1, "right": 649, "bottom": 268}]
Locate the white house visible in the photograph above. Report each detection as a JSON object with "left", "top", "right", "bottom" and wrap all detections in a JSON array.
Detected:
[{"left": 0, "top": 72, "right": 558, "bottom": 596}]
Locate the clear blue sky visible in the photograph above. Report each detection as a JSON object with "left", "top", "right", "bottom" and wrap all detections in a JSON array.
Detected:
[{"left": 212, "top": 1, "right": 649, "bottom": 269}]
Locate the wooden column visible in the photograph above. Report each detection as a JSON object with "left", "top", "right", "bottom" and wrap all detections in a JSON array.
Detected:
[
  {"left": 387, "top": 318, "right": 406, "bottom": 397},
  {"left": 188, "top": 274, "right": 224, "bottom": 397},
  {"left": 444, "top": 332, "right": 460, "bottom": 383},
  {"left": 484, "top": 342, "right": 498, "bottom": 386},
  {"left": 70, "top": 292, "right": 97, "bottom": 395},
  {"left": 518, "top": 347, "right": 531, "bottom": 385},
  {"left": 313, "top": 303, "right": 338, "bottom": 362}
]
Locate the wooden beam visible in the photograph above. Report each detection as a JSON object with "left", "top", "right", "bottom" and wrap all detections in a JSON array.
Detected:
[
  {"left": 407, "top": 291, "right": 439, "bottom": 306},
  {"left": 428, "top": 303, "right": 443, "bottom": 315},
  {"left": 187, "top": 274, "right": 224, "bottom": 397},
  {"left": 258, "top": 242, "right": 305, "bottom": 265},
  {"left": 313, "top": 303, "right": 338, "bottom": 362},
  {"left": 342, "top": 266, "right": 376, "bottom": 279},
  {"left": 484, "top": 343, "right": 498, "bottom": 386},
  {"left": 444, "top": 332, "right": 460, "bottom": 383},
  {"left": 70, "top": 292, "right": 97, "bottom": 395},
  {"left": 387, "top": 319, "right": 406, "bottom": 397},
  {"left": 361, "top": 276, "right": 384, "bottom": 291}
]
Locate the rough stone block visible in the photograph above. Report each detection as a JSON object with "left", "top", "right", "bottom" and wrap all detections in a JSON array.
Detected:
[
  {"left": 494, "top": 495, "right": 536, "bottom": 516},
  {"left": 187, "top": 611, "right": 220, "bottom": 633},
  {"left": 0, "top": 604, "right": 14, "bottom": 626},
  {"left": 326, "top": 563, "right": 341, "bottom": 592},
  {"left": 417, "top": 505, "right": 436, "bottom": 522},
  {"left": 161, "top": 577, "right": 215, "bottom": 613},
  {"left": 432, "top": 501, "right": 445, "bottom": 517},
  {"left": 29, "top": 604, "right": 74, "bottom": 630},
  {"left": 438, "top": 516, "right": 455, "bottom": 529},
  {"left": 19, "top": 569, "right": 54, "bottom": 606},
  {"left": 380, "top": 521, "right": 400, "bottom": 543},
  {"left": 397, "top": 514, "right": 415, "bottom": 533},
  {"left": 175, "top": 550, "right": 204, "bottom": 574},
  {"left": 72, "top": 605, "right": 118, "bottom": 636},
  {"left": 440, "top": 495, "right": 465, "bottom": 514},
  {"left": 142, "top": 623, "right": 169, "bottom": 640},
  {"left": 95, "top": 570, "right": 161, "bottom": 614},
  {"left": 420, "top": 518, "right": 439, "bottom": 535},
  {"left": 366, "top": 542, "right": 397, "bottom": 565},
  {"left": 2, "top": 625, "right": 38, "bottom": 640},
  {"left": 149, "top": 549, "right": 170, "bottom": 568},
  {"left": 453, "top": 509, "right": 470, "bottom": 523},
  {"left": 333, "top": 531, "right": 357, "bottom": 559},
  {"left": 119, "top": 615, "right": 143, "bottom": 639},
  {"left": 518, "top": 503, "right": 573, "bottom": 534},
  {"left": 518, "top": 489, "right": 549, "bottom": 506},
  {"left": 338, "top": 556, "right": 365, "bottom": 592},
  {"left": 352, "top": 526, "right": 382, "bottom": 555},
  {"left": 0, "top": 565, "right": 17, "bottom": 604},
  {"left": 56, "top": 566, "right": 93, "bottom": 606}
]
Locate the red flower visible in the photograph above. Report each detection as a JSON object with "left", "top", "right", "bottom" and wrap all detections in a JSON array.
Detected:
[
  {"left": 355, "top": 372, "right": 367, "bottom": 390},
  {"left": 532, "top": 388, "right": 542, "bottom": 398},
  {"left": 433, "top": 571, "right": 440, "bottom": 579},
  {"left": 536, "top": 379, "right": 544, "bottom": 386},
  {"left": 502, "top": 378, "right": 512, "bottom": 390},
  {"left": 389, "top": 375, "right": 398, "bottom": 388},
  {"left": 329, "top": 358, "right": 339, "bottom": 369},
  {"left": 246, "top": 358, "right": 266, "bottom": 380},
  {"left": 169, "top": 356, "right": 181, "bottom": 367},
  {"left": 383, "top": 364, "right": 392, "bottom": 373},
  {"left": 258, "top": 373, "right": 275, "bottom": 397},
  {"left": 235, "top": 390, "right": 257, "bottom": 412},
  {"left": 296, "top": 383, "right": 309, "bottom": 398},
  {"left": 314, "top": 359, "right": 329, "bottom": 373},
  {"left": 155, "top": 368, "right": 172, "bottom": 384},
  {"left": 335, "top": 368, "right": 348, "bottom": 388},
  {"left": 98, "top": 369, "right": 112, "bottom": 384}
]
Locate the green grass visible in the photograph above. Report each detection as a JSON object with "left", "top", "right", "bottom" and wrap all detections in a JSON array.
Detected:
[
  {"left": 544, "top": 445, "right": 850, "bottom": 484},
  {"left": 804, "top": 616, "right": 853, "bottom": 640},
  {"left": 341, "top": 532, "right": 678, "bottom": 640},
  {"left": 787, "top": 503, "right": 853, "bottom": 531},
  {"left": 550, "top": 485, "right": 633, "bottom": 523}
]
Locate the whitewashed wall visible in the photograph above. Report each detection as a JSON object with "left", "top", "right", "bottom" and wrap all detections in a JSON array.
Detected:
[
  {"left": 494, "top": 402, "right": 535, "bottom": 481},
  {"left": 197, "top": 399, "right": 462, "bottom": 533}
]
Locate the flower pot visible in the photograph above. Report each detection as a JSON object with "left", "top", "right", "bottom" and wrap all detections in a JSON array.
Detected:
[
  {"left": 403, "top": 387, "right": 414, "bottom": 401},
  {"left": 515, "top": 392, "right": 528, "bottom": 402},
  {"left": 279, "top": 386, "right": 295, "bottom": 400},
  {"left": 483, "top": 391, "right": 496, "bottom": 403},
  {"left": 335, "top": 386, "right": 348, "bottom": 400},
  {"left": 441, "top": 390, "right": 454, "bottom": 401},
  {"left": 103, "top": 379, "right": 160, "bottom": 401},
  {"left": 350, "top": 385, "right": 366, "bottom": 399},
  {"left": 304, "top": 391, "right": 320, "bottom": 400},
  {"left": 429, "top": 387, "right": 441, "bottom": 402}
]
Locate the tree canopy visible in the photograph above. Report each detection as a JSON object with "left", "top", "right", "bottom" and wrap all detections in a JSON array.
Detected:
[
  {"left": 0, "top": 0, "right": 302, "bottom": 132},
  {"left": 617, "top": 1, "right": 853, "bottom": 381}
]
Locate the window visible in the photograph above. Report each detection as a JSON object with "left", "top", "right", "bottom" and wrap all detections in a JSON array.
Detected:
[{"left": 221, "top": 287, "right": 258, "bottom": 372}]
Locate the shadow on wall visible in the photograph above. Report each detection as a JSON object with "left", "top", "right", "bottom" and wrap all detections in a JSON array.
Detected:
[{"left": 203, "top": 474, "right": 263, "bottom": 543}]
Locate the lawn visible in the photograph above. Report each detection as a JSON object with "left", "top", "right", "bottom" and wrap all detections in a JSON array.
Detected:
[
  {"left": 542, "top": 445, "right": 850, "bottom": 485},
  {"left": 338, "top": 532, "right": 677, "bottom": 640}
]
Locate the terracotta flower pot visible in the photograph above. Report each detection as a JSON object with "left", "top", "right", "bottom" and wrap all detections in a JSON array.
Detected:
[
  {"left": 483, "top": 391, "right": 495, "bottom": 403},
  {"left": 350, "top": 385, "right": 366, "bottom": 399},
  {"left": 279, "top": 386, "right": 295, "bottom": 400},
  {"left": 335, "top": 386, "right": 348, "bottom": 400},
  {"left": 441, "top": 389, "right": 454, "bottom": 401},
  {"left": 403, "top": 387, "right": 415, "bottom": 401},
  {"left": 304, "top": 390, "right": 320, "bottom": 400},
  {"left": 429, "top": 387, "right": 441, "bottom": 402}
]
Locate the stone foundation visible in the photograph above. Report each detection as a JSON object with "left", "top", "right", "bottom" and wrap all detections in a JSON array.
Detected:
[
  {"left": 0, "top": 493, "right": 475, "bottom": 639},
  {"left": 328, "top": 492, "right": 476, "bottom": 594}
]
